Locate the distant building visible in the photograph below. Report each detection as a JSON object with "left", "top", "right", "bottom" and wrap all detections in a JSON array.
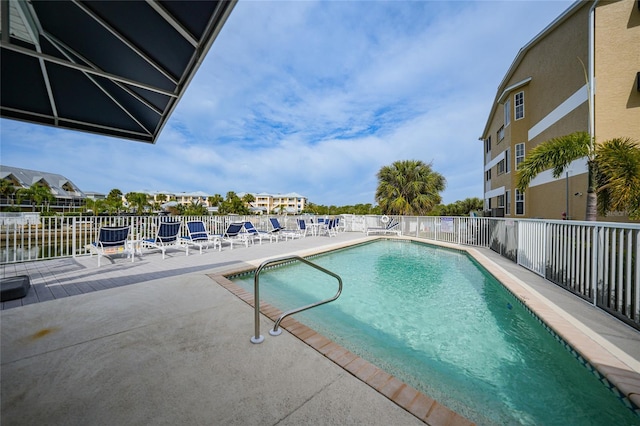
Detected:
[
  {"left": 480, "top": 1, "right": 639, "bottom": 221},
  {"left": 0, "top": 165, "right": 85, "bottom": 212},
  {"left": 238, "top": 192, "right": 308, "bottom": 214}
]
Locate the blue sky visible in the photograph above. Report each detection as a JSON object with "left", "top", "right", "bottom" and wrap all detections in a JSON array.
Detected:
[{"left": 0, "top": 0, "right": 573, "bottom": 206}]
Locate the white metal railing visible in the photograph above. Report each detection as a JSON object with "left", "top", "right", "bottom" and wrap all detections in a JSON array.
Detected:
[{"left": 1, "top": 213, "right": 638, "bottom": 330}]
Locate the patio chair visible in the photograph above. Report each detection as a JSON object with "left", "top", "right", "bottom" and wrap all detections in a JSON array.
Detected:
[
  {"left": 318, "top": 218, "right": 338, "bottom": 237},
  {"left": 296, "top": 219, "right": 309, "bottom": 237},
  {"left": 269, "top": 218, "right": 301, "bottom": 240},
  {"left": 141, "top": 221, "right": 188, "bottom": 259},
  {"left": 366, "top": 216, "right": 402, "bottom": 236},
  {"left": 211, "top": 222, "right": 250, "bottom": 249},
  {"left": 182, "top": 221, "right": 221, "bottom": 254},
  {"left": 243, "top": 221, "right": 277, "bottom": 244},
  {"left": 86, "top": 225, "right": 133, "bottom": 267}
]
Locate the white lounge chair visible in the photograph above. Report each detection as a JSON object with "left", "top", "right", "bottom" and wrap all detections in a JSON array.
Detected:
[
  {"left": 141, "top": 221, "right": 188, "bottom": 259},
  {"left": 269, "top": 218, "right": 301, "bottom": 240},
  {"left": 86, "top": 225, "right": 133, "bottom": 267},
  {"left": 211, "top": 222, "right": 250, "bottom": 249},
  {"left": 366, "top": 217, "right": 402, "bottom": 236},
  {"left": 243, "top": 221, "right": 277, "bottom": 244},
  {"left": 182, "top": 221, "right": 221, "bottom": 253}
]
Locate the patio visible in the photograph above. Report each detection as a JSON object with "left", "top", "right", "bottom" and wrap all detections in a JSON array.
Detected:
[{"left": 1, "top": 232, "right": 639, "bottom": 425}]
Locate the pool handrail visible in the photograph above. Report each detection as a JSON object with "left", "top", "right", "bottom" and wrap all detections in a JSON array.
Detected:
[{"left": 250, "top": 255, "right": 343, "bottom": 344}]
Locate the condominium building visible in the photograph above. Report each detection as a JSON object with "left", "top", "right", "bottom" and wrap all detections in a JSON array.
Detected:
[
  {"left": 480, "top": 0, "right": 639, "bottom": 221},
  {"left": 239, "top": 192, "right": 307, "bottom": 214}
]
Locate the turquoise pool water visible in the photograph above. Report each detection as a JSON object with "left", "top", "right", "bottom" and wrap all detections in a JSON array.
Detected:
[{"left": 232, "top": 240, "right": 640, "bottom": 425}]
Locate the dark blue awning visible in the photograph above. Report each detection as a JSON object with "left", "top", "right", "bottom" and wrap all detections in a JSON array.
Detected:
[{"left": 0, "top": 0, "right": 236, "bottom": 143}]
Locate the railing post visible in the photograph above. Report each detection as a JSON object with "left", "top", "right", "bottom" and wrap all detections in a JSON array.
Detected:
[
  {"left": 592, "top": 225, "right": 599, "bottom": 306},
  {"left": 251, "top": 269, "right": 264, "bottom": 344},
  {"left": 72, "top": 216, "right": 77, "bottom": 258}
]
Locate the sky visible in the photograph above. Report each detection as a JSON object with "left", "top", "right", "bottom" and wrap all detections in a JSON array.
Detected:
[{"left": 0, "top": 0, "right": 574, "bottom": 206}]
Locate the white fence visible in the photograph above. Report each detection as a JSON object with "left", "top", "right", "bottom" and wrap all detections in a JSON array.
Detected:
[{"left": 1, "top": 214, "right": 638, "bottom": 330}]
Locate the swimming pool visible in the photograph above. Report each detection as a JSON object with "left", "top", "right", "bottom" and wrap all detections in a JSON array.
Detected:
[{"left": 232, "top": 240, "right": 640, "bottom": 425}]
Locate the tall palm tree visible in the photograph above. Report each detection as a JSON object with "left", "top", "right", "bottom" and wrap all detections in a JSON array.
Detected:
[
  {"left": 517, "top": 132, "right": 639, "bottom": 220},
  {"left": 593, "top": 138, "right": 640, "bottom": 219},
  {"left": 375, "top": 160, "right": 446, "bottom": 215}
]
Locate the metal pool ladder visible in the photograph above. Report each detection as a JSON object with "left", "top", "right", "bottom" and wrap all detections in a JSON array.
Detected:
[{"left": 251, "top": 255, "right": 343, "bottom": 344}]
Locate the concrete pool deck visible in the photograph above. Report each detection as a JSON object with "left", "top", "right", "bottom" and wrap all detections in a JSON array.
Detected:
[{"left": 1, "top": 232, "right": 639, "bottom": 425}]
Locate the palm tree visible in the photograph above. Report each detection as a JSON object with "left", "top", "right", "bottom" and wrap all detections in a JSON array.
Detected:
[
  {"left": 242, "top": 193, "right": 255, "bottom": 211},
  {"left": 516, "top": 132, "right": 639, "bottom": 220},
  {"left": 125, "top": 192, "right": 149, "bottom": 215},
  {"left": 516, "top": 132, "right": 595, "bottom": 219},
  {"left": 375, "top": 160, "right": 446, "bottom": 215},
  {"left": 593, "top": 138, "right": 640, "bottom": 219},
  {"left": 16, "top": 183, "right": 55, "bottom": 212},
  {"left": 84, "top": 198, "right": 105, "bottom": 216},
  {"left": 208, "top": 194, "right": 223, "bottom": 213},
  {"left": 105, "top": 189, "right": 124, "bottom": 215}
]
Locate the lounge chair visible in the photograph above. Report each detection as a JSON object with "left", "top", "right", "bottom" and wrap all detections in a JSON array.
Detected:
[
  {"left": 318, "top": 218, "right": 337, "bottom": 237},
  {"left": 269, "top": 218, "right": 301, "bottom": 240},
  {"left": 86, "top": 225, "right": 133, "bottom": 267},
  {"left": 141, "top": 221, "right": 188, "bottom": 259},
  {"left": 296, "top": 219, "right": 309, "bottom": 238},
  {"left": 243, "top": 221, "right": 277, "bottom": 244},
  {"left": 182, "top": 221, "right": 221, "bottom": 254},
  {"left": 211, "top": 222, "right": 250, "bottom": 249},
  {"left": 366, "top": 216, "right": 402, "bottom": 236}
]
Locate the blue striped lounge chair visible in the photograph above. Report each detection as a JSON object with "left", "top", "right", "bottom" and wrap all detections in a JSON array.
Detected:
[
  {"left": 243, "top": 221, "right": 277, "bottom": 244},
  {"left": 141, "top": 221, "right": 188, "bottom": 259},
  {"left": 269, "top": 218, "right": 301, "bottom": 240},
  {"left": 182, "top": 221, "right": 221, "bottom": 253},
  {"left": 296, "top": 219, "right": 308, "bottom": 237},
  {"left": 211, "top": 222, "right": 250, "bottom": 249},
  {"left": 87, "top": 225, "right": 133, "bottom": 267}
]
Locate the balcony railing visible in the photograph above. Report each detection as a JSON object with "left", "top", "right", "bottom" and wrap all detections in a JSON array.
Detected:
[{"left": 1, "top": 213, "right": 638, "bottom": 330}]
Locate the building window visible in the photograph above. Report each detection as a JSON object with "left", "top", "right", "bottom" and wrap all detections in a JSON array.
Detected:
[
  {"left": 497, "top": 159, "right": 505, "bottom": 175},
  {"left": 485, "top": 169, "right": 491, "bottom": 181},
  {"left": 505, "top": 148, "right": 510, "bottom": 173},
  {"left": 505, "top": 190, "right": 511, "bottom": 215},
  {"left": 484, "top": 136, "right": 491, "bottom": 153},
  {"left": 515, "top": 189, "right": 525, "bottom": 215},
  {"left": 515, "top": 143, "right": 525, "bottom": 170},
  {"left": 504, "top": 98, "right": 511, "bottom": 127},
  {"left": 497, "top": 194, "right": 505, "bottom": 208},
  {"left": 515, "top": 91, "right": 524, "bottom": 120},
  {"left": 497, "top": 126, "right": 504, "bottom": 142}
]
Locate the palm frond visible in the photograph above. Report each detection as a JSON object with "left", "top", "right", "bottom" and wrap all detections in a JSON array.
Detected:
[{"left": 516, "top": 131, "right": 591, "bottom": 192}]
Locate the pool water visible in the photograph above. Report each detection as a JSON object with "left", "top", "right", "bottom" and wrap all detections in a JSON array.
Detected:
[{"left": 232, "top": 240, "right": 640, "bottom": 425}]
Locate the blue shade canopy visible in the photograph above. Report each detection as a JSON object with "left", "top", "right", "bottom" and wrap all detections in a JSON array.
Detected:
[{"left": 0, "top": 0, "right": 236, "bottom": 143}]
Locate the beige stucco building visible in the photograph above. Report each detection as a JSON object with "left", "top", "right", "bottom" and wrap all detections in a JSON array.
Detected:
[
  {"left": 480, "top": 0, "right": 639, "bottom": 221},
  {"left": 240, "top": 192, "right": 307, "bottom": 214}
]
